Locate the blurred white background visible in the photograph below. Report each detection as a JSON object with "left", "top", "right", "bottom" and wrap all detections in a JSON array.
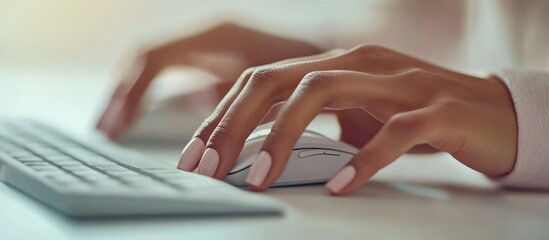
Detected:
[
  {"left": 0, "top": 0, "right": 390, "bottom": 133},
  {"left": 0, "top": 0, "right": 383, "bottom": 75},
  {"left": 0, "top": 0, "right": 547, "bottom": 133}
]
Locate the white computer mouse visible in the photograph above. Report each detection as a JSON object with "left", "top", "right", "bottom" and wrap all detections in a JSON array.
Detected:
[{"left": 225, "top": 123, "right": 358, "bottom": 187}]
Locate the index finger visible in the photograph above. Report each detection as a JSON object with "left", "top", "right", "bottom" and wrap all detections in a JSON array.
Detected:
[
  {"left": 245, "top": 70, "right": 404, "bottom": 190},
  {"left": 96, "top": 55, "right": 159, "bottom": 139}
]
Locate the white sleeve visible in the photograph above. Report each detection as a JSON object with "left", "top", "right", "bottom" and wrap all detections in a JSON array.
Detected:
[{"left": 495, "top": 70, "right": 549, "bottom": 189}]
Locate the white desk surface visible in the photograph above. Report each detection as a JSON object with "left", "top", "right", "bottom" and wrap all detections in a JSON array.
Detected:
[{"left": 1, "top": 71, "right": 549, "bottom": 240}]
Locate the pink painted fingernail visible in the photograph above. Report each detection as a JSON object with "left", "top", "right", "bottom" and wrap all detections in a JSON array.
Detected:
[
  {"left": 246, "top": 151, "right": 272, "bottom": 187},
  {"left": 197, "top": 148, "right": 219, "bottom": 177},
  {"left": 177, "top": 138, "right": 205, "bottom": 171},
  {"left": 326, "top": 166, "right": 356, "bottom": 193}
]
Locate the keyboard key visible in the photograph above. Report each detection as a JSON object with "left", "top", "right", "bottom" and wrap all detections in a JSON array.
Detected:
[
  {"left": 46, "top": 174, "right": 80, "bottom": 182},
  {"left": 19, "top": 160, "right": 45, "bottom": 165},
  {"left": 63, "top": 147, "right": 97, "bottom": 157},
  {"left": 119, "top": 174, "right": 154, "bottom": 181},
  {"left": 142, "top": 168, "right": 181, "bottom": 174},
  {"left": 15, "top": 156, "right": 43, "bottom": 161},
  {"left": 44, "top": 156, "right": 75, "bottom": 162},
  {"left": 124, "top": 179, "right": 163, "bottom": 188},
  {"left": 95, "top": 165, "right": 127, "bottom": 171},
  {"left": 154, "top": 172, "right": 193, "bottom": 181},
  {"left": 89, "top": 180, "right": 125, "bottom": 188},
  {"left": 62, "top": 165, "right": 90, "bottom": 171},
  {"left": 54, "top": 162, "right": 82, "bottom": 167},
  {"left": 81, "top": 173, "right": 112, "bottom": 182},
  {"left": 105, "top": 170, "right": 140, "bottom": 177},
  {"left": 8, "top": 151, "right": 35, "bottom": 157},
  {"left": 80, "top": 156, "right": 114, "bottom": 165},
  {"left": 27, "top": 147, "right": 59, "bottom": 154},
  {"left": 71, "top": 169, "right": 100, "bottom": 177},
  {"left": 31, "top": 165, "right": 61, "bottom": 171},
  {"left": 25, "top": 162, "right": 51, "bottom": 167},
  {"left": 59, "top": 163, "right": 86, "bottom": 168}
]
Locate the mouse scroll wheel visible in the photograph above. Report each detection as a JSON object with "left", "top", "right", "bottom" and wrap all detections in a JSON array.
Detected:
[{"left": 298, "top": 150, "right": 341, "bottom": 158}]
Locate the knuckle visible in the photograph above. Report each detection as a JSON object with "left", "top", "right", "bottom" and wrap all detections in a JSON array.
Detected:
[
  {"left": 246, "top": 67, "right": 289, "bottom": 103},
  {"left": 267, "top": 125, "right": 285, "bottom": 140},
  {"left": 231, "top": 67, "right": 258, "bottom": 90},
  {"left": 214, "top": 22, "right": 240, "bottom": 32},
  {"left": 438, "top": 97, "right": 468, "bottom": 115},
  {"left": 440, "top": 97, "right": 465, "bottom": 108},
  {"left": 347, "top": 44, "right": 389, "bottom": 58},
  {"left": 242, "top": 67, "right": 257, "bottom": 78},
  {"left": 143, "top": 48, "right": 162, "bottom": 63},
  {"left": 386, "top": 113, "right": 430, "bottom": 135},
  {"left": 402, "top": 68, "right": 436, "bottom": 85},
  {"left": 298, "top": 71, "right": 334, "bottom": 92},
  {"left": 201, "top": 116, "right": 217, "bottom": 129},
  {"left": 400, "top": 68, "right": 441, "bottom": 95},
  {"left": 248, "top": 68, "right": 280, "bottom": 89},
  {"left": 209, "top": 123, "right": 241, "bottom": 143},
  {"left": 142, "top": 49, "right": 156, "bottom": 60},
  {"left": 269, "top": 121, "right": 298, "bottom": 139},
  {"left": 344, "top": 44, "right": 398, "bottom": 71},
  {"left": 404, "top": 68, "right": 429, "bottom": 79},
  {"left": 142, "top": 48, "right": 166, "bottom": 71},
  {"left": 194, "top": 113, "right": 221, "bottom": 138}
]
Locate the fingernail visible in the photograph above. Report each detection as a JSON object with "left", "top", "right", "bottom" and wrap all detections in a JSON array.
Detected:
[
  {"left": 326, "top": 166, "right": 356, "bottom": 193},
  {"left": 246, "top": 151, "right": 272, "bottom": 187},
  {"left": 177, "top": 138, "right": 205, "bottom": 171},
  {"left": 197, "top": 148, "right": 219, "bottom": 177}
]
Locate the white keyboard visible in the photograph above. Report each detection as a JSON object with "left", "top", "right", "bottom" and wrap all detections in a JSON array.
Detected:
[{"left": 0, "top": 120, "right": 282, "bottom": 217}]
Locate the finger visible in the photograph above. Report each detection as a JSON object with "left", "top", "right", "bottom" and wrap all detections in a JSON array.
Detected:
[
  {"left": 96, "top": 54, "right": 159, "bottom": 140},
  {"left": 245, "top": 70, "right": 406, "bottom": 190},
  {"left": 96, "top": 81, "right": 130, "bottom": 136},
  {"left": 177, "top": 68, "right": 253, "bottom": 171},
  {"left": 326, "top": 106, "right": 444, "bottom": 195},
  {"left": 336, "top": 109, "right": 439, "bottom": 153},
  {"left": 177, "top": 49, "right": 344, "bottom": 172},
  {"left": 196, "top": 48, "right": 413, "bottom": 179},
  {"left": 194, "top": 50, "right": 350, "bottom": 177}
]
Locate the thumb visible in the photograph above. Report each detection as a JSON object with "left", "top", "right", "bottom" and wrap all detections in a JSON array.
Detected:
[{"left": 336, "top": 109, "right": 382, "bottom": 148}]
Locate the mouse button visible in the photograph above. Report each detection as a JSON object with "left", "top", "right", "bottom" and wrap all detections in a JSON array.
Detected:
[
  {"left": 297, "top": 150, "right": 325, "bottom": 158},
  {"left": 233, "top": 155, "right": 252, "bottom": 169},
  {"left": 246, "top": 128, "right": 271, "bottom": 141},
  {"left": 296, "top": 135, "right": 334, "bottom": 145},
  {"left": 298, "top": 149, "right": 341, "bottom": 158},
  {"left": 277, "top": 151, "right": 350, "bottom": 185},
  {"left": 322, "top": 150, "right": 343, "bottom": 156},
  {"left": 230, "top": 141, "right": 262, "bottom": 173},
  {"left": 302, "top": 130, "right": 329, "bottom": 139}
]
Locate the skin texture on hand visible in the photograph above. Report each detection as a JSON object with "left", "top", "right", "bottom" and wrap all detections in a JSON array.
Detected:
[
  {"left": 96, "top": 23, "right": 322, "bottom": 140},
  {"left": 178, "top": 44, "right": 518, "bottom": 196}
]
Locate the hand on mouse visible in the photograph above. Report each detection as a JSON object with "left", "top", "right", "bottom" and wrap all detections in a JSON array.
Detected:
[
  {"left": 176, "top": 49, "right": 347, "bottom": 171},
  {"left": 178, "top": 44, "right": 518, "bottom": 196},
  {"left": 96, "top": 23, "right": 321, "bottom": 140}
]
